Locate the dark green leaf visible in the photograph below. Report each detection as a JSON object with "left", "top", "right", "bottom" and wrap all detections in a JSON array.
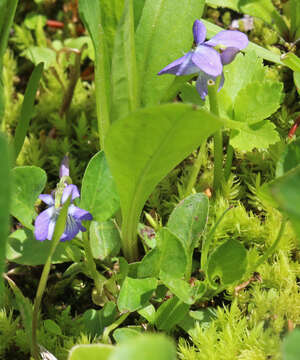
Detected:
[
  {"left": 117, "top": 277, "right": 157, "bottom": 312},
  {"left": 105, "top": 103, "right": 223, "bottom": 260},
  {"left": 80, "top": 151, "right": 120, "bottom": 222},
  {"left": 13, "top": 63, "right": 43, "bottom": 160},
  {"left": 111, "top": 0, "right": 138, "bottom": 122},
  {"left": 155, "top": 296, "right": 189, "bottom": 331},
  {"left": 206, "top": 239, "right": 248, "bottom": 287},
  {"left": 135, "top": 0, "right": 205, "bottom": 105},
  {"left": 10, "top": 166, "right": 47, "bottom": 228}
]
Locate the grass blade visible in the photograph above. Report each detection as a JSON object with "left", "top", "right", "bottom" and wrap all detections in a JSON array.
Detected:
[{"left": 13, "top": 63, "right": 43, "bottom": 161}]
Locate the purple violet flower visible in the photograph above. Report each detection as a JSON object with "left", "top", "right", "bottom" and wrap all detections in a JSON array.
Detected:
[
  {"left": 158, "top": 20, "right": 248, "bottom": 99},
  {"left": 34, "top": 158, "right": 92, "bottom": 242}
]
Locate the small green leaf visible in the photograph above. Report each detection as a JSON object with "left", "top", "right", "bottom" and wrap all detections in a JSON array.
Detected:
[
  {"left": 276, "top": 137, "right": 300, "bottom": 177},
  {"left": 294, "top": 72, "right": 300, "bottom": 95},
  {"left": 43, "top": 319, "right": 62, "bottom": 336},
  {"left": 68, "top": 344, "right": 114, "bottom": 360},
  {"left": 138, "top": 228, "right": 187, "bottom": 279},
  {"left": 206, "top": 239, "right": 248, "bottom": 287},
  {"left": 80, "top": 151, "right": 120, "bottom": 222},
  {"left": 178, "top": 308, "right": 217, "bottom": 336},
  {"left": 108, "top": 334, "right": 177, "bottom": 360},
  {"left": 167, "top": 193, "right": 209, "bottom": 253},
  {"left": 10, "top": 166, "right": 47, "bottom": 228},
  {"left": 137, "top": 303, "right": 156, "bottom": 324},
  {"left": 229, "top": 119, "right": 280, "bottom": 152},
  {"left": 155, "top": 296, "right": 189, "bottom": 331},
  {"left": 0, "top": 134, "right": 10, "bottom": 305},
  {"left": 90, "top": 220, "right": 121, "bottom": 260},
  {"left": 22, "top": 47, "right": 56, "bottom": 69},
  {"left": 113, "top": 327, "right": 142, "bottom": 343},
  {"left": 282, "top": 328, "right": 300, "bottom": 360},
  {"left": 179, "top": 83, "right": 204, "bottom": 106},
  {"left": 24, "top": 13, "right": 46, "bottom": 30},
  {"left": 234, "top": 81, "right": 282, "bottom": 124},
  {"left": 117, "top": 277, "right": 157, "bottom": 312},
  {"left": 82, "top": 302, "right": 117, "bottom": 338},
  {"left": 13, "top": 63, "right": 43, "bottom": 160},
  {"left": 105, "top": 103, "right": 223, "bottom": 261},
  {"left": 135, "top": 0, "right": 205, "bottom": 105},
  {"left": 290, "top": 0, "right": 300, "bottom": 40}
]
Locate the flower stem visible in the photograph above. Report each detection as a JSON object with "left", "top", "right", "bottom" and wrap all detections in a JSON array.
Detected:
[
  {"left": 224, "top": 143, "right": 234, "bottom": 181},
  {"left": 207, "top": 79, "right": 223, "bottom": 194},
  {"left": 82, "top": 229, "right": 107, "bottom": 297},
  {"left": 184, "top": 141, "right": 206, "bottom": 198},
  {"left": 31, "top": 197, "right": 70, "bottom": 360}
]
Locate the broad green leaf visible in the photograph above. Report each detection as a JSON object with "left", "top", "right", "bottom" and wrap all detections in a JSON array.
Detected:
[
  {"left": 155, "top": 296, "right": 189, "bottom": 331},
  {"left": 10, "top": 166, "right": 47, "bottom": 228},
  {"left": 290, "top": 0, "right": 300, "bottom": 40},
  {"left": 222, "top": 52, "right": 266, "bottom": 103},
  {"left": 108, "top": 334, "right": 177, "bottom": 360},
  {"left": 138, "top": 228, "right": 187, "bottom": 279},
  {"left": 117, "top": 277, "right": 157, "bottom": 312},
  {"left": 78, "top": 0, "right": 111, "bottom": 147},
  {"left": 206, "top": 239, "right": 248, "bottom": 287},
  {"left": 22, "top": 47, "right": 56, "bottom": 69},
  {"left": 179, "top": 83, "right": 204, "bottom": 106},
  {"left": 234, "top": 81, "right": 282, "bottom": 124},
  {"left": 271, "top": 165, "right": 300, "bottom": 243},
  {"left": 282, "top": 328, "right": 300, "bottom": 360},
  {"left": 80, "top": 151, "right": 120, "bottom": 222},
  {"left": 105, "top": 103, "right": 223, "bottom": 260},
  {"left": 160, "top": 271, "right": 206, "bottom": 305},
  {"left": 135, "top": 0, "right": 205, "bottom": 106},
  {"left": 13, "top": 63, "right": 43, "bottom": 160},
  {"left": 113, "top": 327, "right": 142, "bottom": 343},
  {"left": 82, "top": 302, "right": 117, "bottom": 338},
  {"left": 203, "top": 20, "right": 283, "bottom": 65},
  {"left": 68, "top": 344, "right": 114, "bottom": 360},
  {"left": 167, "top": 193, "right": 209, "bottom": 253},
  {"left": 281, "top": 53, "right": 300, "bottom": 73},
  {"left": 0, "top": 133, "right": 10, "bottom": 305},
  {"left": 7, "top": 228, "right": 82, "bottom": 265},
  {"left": 133, "top": 0, "right": 146, "bottom": 29},
  {"left": 228, "top": 119, "right": 280, "bottom": 152},
  {"left": 276, "top": 137, "right": 300, "bottom": 177},
  {"left": 90, "top": 219, "right": 121, "bottom": 260},
  {"left": 0, "top": 0, "right": 18, "bottom": 121},
  {"left": 206, "top": 0, "right": 238, "bottom": 10},
  {"left": 111, "top": 0, "right": 138, "bottom": 122}
]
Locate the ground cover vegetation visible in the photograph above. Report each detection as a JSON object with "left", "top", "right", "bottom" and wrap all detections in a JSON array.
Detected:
[{"left": 0, "top": 0, "right": 300, "bottom": 359}]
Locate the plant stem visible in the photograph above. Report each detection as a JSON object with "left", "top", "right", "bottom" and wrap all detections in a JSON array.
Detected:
[
  {"left": 82, "top": 229, "right": 106, "bottom": 297},
  {"left": 254, "top": 215, "right": 287, "bottom": 270},
  {"left": 224, "top": 143, "right": 234, "bottom": 181},
  {"left": 102, "top": 312, "right": 130, "bottom": 343},
  {"left": 31, "top": 198, "right": 70, "bottom": 360},
  {"left": 207, "top": 79, "right": 223, "bottom": 193},
  {"left": 184, "top": 141, "right": 206, "bottom": 198}
]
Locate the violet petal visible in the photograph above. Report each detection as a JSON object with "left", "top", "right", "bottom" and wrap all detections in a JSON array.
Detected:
[
  {"left": 68, "top": 204, "right": 93, "bottom": 221},
  {"left": 192, "top": 45, "right": 223, "bottom": 77},
  {"left": 220, "top": 47, "right": 240, "bottom": 65},
  {"left": 59, "top": 155, "right": 70, "bottom": 178},
  {"left": 196, "top": 71, "right": 225, "bottom": 100},
  {"left": 61, "top": 184, "right": 80, "bottom": 203},
  {"left": 39, "top": 194, "right": 55, "bottom": 206},
  {"left": 193, "top": 19, "right": 206, "bottom": 45},
  {"left": 205, "top": 30, "right": 248, "bottom": 50},
  {"left": 34, "top": 207, "right": 53, "bottom": 241}
]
